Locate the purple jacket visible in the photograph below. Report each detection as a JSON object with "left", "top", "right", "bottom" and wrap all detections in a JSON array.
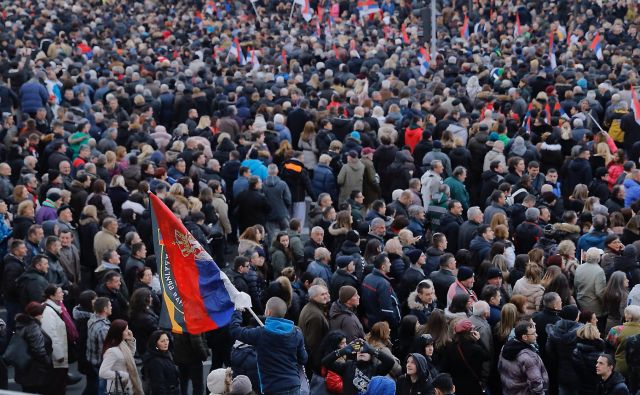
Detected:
[{"left": 36, "top": 206, "right": 57, "bottom": 224}]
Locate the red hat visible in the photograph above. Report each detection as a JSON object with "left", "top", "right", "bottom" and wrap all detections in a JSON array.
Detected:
[
  {"left": 454, "top": 319, "right": 473, "bottom": 334},
  {"left": 545, "top": 85, "right": 555, "bottom": 96}
]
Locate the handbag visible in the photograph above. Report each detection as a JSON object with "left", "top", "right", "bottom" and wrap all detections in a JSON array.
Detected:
[
  {"left": 2, "top": 332, "right": 31, "bottom": 371},
  {"left": 106, "top": 371, "right": 129, "bottom": 395},
  {"left": 456, "top": 343, "right": 489, "bottom": 395}
]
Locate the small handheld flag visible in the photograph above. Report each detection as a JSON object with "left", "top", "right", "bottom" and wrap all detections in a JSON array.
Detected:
[
  {"left": 514, "top": 13, "right": 522, "bottom": 37},
  {"left": 402, "top": 24, "right": 410, "bottom": 44},
  {"left": 589, "top": 32, "right": 603, "bottom": 61},
  {"left": 281, "top": 49, "right": 287, "bottom": 64},
  {"left": 418, "top": 47, "right": 431, "bottom": 76},
  {"left": 460, "top": 15, "right": 470, "bottom": 40},
  {"left": 357, "top": 0, "right": 380, "bottom": 17}
]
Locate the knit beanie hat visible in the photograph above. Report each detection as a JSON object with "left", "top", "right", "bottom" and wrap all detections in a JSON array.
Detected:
[
  {"left": 339, "top": 285, "right": 358, "bottom": 304},
  {"left": 336, "top": 256, "right": 353, "bottom": 269},
  {"left": 457, "top": 266, "right": 474, "bottom": 281},
  {"left": 229, "top": 375, "right": 253, "bottom": 395}
]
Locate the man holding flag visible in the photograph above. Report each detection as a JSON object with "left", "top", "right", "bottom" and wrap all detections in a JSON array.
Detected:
[
  {"left": 229, "top": 297, "right": 307, "bottom": 395},
  {"left": 150, "top": 192, "right": 305, "bottom": 394}
]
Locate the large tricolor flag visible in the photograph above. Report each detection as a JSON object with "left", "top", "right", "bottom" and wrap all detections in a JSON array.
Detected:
[
  {"left": 631, "top": 85, "right": 640, "bottom": 126},
  {"left": 460, "top": 15, "right": 470, "bottom": 40},
  {"left": 150, "top": 193, "right": 251, "bottom": 334},
  {"left": 418, "top": 47, "right": 430, "bottom": 75},
  {"left": 513, "top": 13, "right": 522, "bottom": 37},
  {"left": 590, "top": 32, "right": 603, "bottom": 60},
  {"left": 357, "top": 0, "right": 380, "bottom": 17}
]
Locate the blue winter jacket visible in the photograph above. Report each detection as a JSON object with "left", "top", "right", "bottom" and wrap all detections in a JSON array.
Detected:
[
  {"left": 19, "top": 81, "right": 48, "bottom": 114},
  {"left": 624, "top": 178, "right": 640, "bottom": 207},
  {"left": 361, "top": 269, "right": 401, "bottom": 329},
  {"left": 311, "top": 164, "right": 337, "bottom": 201},
  {"left": 229, "top": 311, "right": 307, "bottom": 394}
]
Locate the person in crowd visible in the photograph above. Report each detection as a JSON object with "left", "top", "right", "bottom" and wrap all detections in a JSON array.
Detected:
[
  {"left": 329, "top": 285, "right": 365, "bottom": 342},
  {"left": 141, "top": 330, "right": 180, "bottom": 395},
  {"left": 498, "top": 321, "right": 549, "bottom": 395},
  {"left": 14, "top": 302, "right": 54, "bottom": 394},
  {"left": 229, "top": 297, "right": 307, "bottom": 394},
  {"left": 99, "top": 319, "right": 143, "bottom": 395},
  {"left": 595, "top": 354, "right": 631, "bottom": 395}
]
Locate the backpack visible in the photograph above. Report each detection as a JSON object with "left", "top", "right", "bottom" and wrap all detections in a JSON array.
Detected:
[
  {"left": 608, "top": 109, "right": 628, "bottom": 143},
  {"left": 625, "top": 333, "right": 640, "bottom": 370}
]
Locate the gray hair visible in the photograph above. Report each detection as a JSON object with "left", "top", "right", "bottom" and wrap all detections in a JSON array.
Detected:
[
  {"left": 467, "top": 206, "right": 482, "bottom": 221},
  {"left": 472, "top": 301, "right": 490, "bottom": 317},
  {"left": 525, "top": 207, "right": 540, "bottom": 221},
  {"left": 308, "top": 284, "right": 328, "bottom": 299}
]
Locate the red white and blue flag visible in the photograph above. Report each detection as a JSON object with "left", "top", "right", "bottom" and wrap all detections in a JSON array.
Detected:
[
  {"left": 228, "top": 39, "right": 246, "bottom": 66},
  {"left": 294, "top": 0, "right": 313, "bottom": 22},
  {"left": 631, "top": 85, "right": 640, "bottom": 126},
  {"left": 514, "top": 13, "right": 522, "bottom": 37},
  {"left": 150, "top": 193, "right": 250, "bottom": 334},
  {"left": 418, "top": 48, "right": 430, "bottom": 75},
  {"left": 402, "top": 24, "right": 410, "bottom": 44},
  {"left": 590, "top": 32, "right": 603, "bottom": 60},
  {"left": 357, "top": 0, "right": 380, "bottom": 17},
  {"left": 460, "top": 15, "right": 470, "bottom": 40}
]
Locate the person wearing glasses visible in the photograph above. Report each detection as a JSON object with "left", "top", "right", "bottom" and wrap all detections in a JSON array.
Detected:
[{"left": 498, "top": 321, "right": 549, "bottom": 395}]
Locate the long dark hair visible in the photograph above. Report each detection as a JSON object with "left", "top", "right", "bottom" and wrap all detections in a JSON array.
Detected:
[
  {"left": 147, "top": 330, "right": 170, "bottom": 353},
  {"left": 103, "top": 319, "right": 128, "bottom": 355}
]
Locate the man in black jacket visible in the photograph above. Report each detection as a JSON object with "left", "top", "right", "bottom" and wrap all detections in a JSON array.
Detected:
[
  {"left": 2, "top": 240, "right": 28, "bottom": 332},
  {"left": 595, "top": 354, "right": 630, "bottom": 395},
  {"left": 16, "top": 254, "right": 50, "bottom": 309},
  {"left": 230, "top": 256, "right": 250, "bottom": 294},
  {"left": 234, "top": 176, "right": 270, "bottom": 232}
]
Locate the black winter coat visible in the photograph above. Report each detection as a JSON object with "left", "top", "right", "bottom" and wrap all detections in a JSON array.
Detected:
[
  {"left": 129, "top": 308, "right": 159, "bottom": 356},
  {"left": 142, "top": 349, "right": 180, "bottom": 395},
  {"left": 234, "top": 188, "right": 270, "bottom": 231},
  {"left": 172, "top": 333, "right": 209, "bottom": 365},
  {"left": 572, "top": 337, "right": 606, "bottom": 395},
  {"left": 329, "top": 269, "right": 359, "bottom": 302},
  {"left": 14, "top": 313, "right": 53, "bottom": 387},
  {"left": 439, "top": 339, "right": 489, "bottom": 395},
  {"left": 546, "top": 319, "right": 582, "bottom": 386}
]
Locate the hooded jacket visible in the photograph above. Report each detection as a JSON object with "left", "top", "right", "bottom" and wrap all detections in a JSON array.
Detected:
[
  {"left": 572, "top": 337, "right": 606, "bottom": 395},
  {"left": 596, "top": 371, "right": 630, "bottom": 395},
  {"left": 498, "top": 339, "right": 548, "bottom": 395},
  {"left": 228, "top": 311, "right": 307, "bottom": 394},
  {"left": 407, "top": 291, "right": 436, "bottom": 325},
  {"left": 545, "top": 319, "right": 582, "bottom": 386},
  {"left": 395, "top": 353, "right": 434, "bottom": 395}
]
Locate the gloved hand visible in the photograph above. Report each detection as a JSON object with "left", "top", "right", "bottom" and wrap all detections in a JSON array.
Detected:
[
  {"left": 340, "top": 344, "right": 354, "bottom": 355},
  {"left": 362, "top": 342, "right": 378, "bottom": 356}
]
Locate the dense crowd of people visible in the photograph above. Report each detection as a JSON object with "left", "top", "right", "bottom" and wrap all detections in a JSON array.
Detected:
[{"left": 1, "top": 0, "right": 640, "bottom": 394}]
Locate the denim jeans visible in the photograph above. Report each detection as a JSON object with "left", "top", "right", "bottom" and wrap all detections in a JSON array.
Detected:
[{"left": 269, "top": 386, "right": 301, "bottom": 395}]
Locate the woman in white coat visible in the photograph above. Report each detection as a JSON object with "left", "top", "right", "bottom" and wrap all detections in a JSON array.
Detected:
[
  {"left": 41, "top": 285, "right": 69, "bottom": 395},
  {"left": 99, "top": 319, "right": 144, "bottom": 395}
]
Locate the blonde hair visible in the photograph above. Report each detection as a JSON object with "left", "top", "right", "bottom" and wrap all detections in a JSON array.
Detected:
[
  {"left": 576, "top": 323, "right": 600, "bottom": 340},
  {"left": 16, "top": 200, "right": 34, "bottom": 216}
]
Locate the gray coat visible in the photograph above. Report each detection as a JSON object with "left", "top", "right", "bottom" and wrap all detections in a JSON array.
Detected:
[
  {"left": 263, "top": 175, "right": 292, "bottom": 221},
  {"left": 574, "top": 262, "right": 606, "bottom": 317}
]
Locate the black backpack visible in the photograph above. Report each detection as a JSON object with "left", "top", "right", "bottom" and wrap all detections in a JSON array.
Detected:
[{"left": 626, "top": 333, "right": 640, "bottom": 369}]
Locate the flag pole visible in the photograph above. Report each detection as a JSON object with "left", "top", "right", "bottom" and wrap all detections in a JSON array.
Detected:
[
  {"left": 586, "top": 111, "right": 605, "bottom": 133},
  {"left": 247, "top": 307, "right": 264, "bottom": 327},
  {"left": 289, "top": 0, "right": 296, "bottom": 27},
  {"left": 250, "top": 0, "right": 259, "bottom": 17}
]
